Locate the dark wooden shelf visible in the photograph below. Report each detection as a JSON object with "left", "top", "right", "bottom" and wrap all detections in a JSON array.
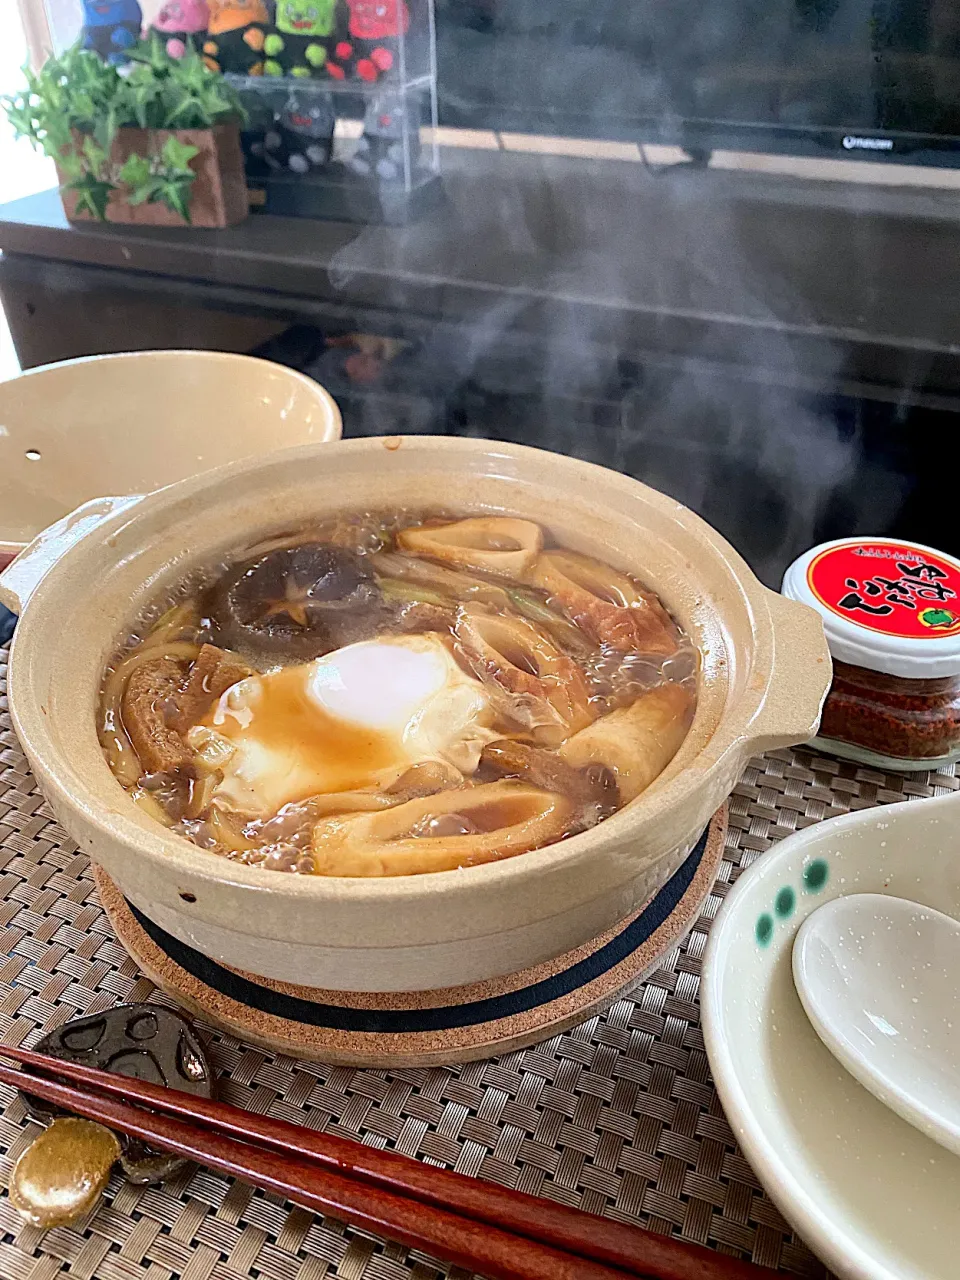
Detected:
[{"left": 3, "top": 149, "right": 960, "bottom": 395}]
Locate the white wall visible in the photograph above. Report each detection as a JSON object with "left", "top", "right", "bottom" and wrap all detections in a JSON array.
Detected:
[{"left": 1, "top": 8, "right": 59, "bottom": 378}]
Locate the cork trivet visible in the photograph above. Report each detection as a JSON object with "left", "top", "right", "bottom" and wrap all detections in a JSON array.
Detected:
[{"left": 95, "top": 807, "right": 727, "bottom": 1067}]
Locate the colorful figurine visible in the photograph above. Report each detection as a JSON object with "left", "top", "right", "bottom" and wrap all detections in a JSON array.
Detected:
[
  {"left": 203, "top": 0, "right": 270, "bottom": 74},
  {"left": 326, "top": 0, "right": 408, "bottom": 81},
  {"left": 346, "top": 0, "right": 409, "bottom": 40},
  {"left": 346, "top": 91, "right": 418, "bottom": 179},
  {"left": 149, "top": 0, "right": 210, "bottom": 58},
  {"left": 255, "top": 91, "right": 336, "bottom": 170},
  {"left": 264, "top": 0, "right": 338, "bottom": 77},
  {"left": 80, "top": 0, "right": 143, "bottom": 64}
]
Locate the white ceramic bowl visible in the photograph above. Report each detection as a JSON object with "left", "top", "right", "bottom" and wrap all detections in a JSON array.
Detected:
[
  {"left": 702, "top": 789, "right": 960, "bottom": 1280},
  {"left": 0, "top": 350, "right": 342, "bottom": 565},
  {"left": 0, "top": 437, "right": 831, "bottom": 992}
]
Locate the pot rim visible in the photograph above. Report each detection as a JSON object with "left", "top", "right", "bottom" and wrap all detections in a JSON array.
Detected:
[{"left": 6, "top": 436, "right": 822, "bottom": 907}]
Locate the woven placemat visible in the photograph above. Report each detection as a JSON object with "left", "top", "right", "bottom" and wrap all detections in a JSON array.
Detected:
[{"left": 0, "top": 643, "right": 957, "bottom": 1280}]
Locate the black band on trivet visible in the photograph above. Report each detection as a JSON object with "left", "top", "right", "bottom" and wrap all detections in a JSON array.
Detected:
[{"left": 127, "top": 827, "right": 707, "bottom": 1035}]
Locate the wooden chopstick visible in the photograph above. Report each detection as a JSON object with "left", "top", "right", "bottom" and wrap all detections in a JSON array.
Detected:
[
  {"left": 0, "top": 1046, "right": 768, "bottom": 1280},
  {"left": 0, "top": 1059, "right": 626, "bottom": 1280}
]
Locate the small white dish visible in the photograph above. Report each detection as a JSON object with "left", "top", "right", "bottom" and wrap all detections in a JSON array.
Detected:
[
  {"left": 793, "top": 893, "right": 960, "bottom": 1158},
  {"left": 702, "top": 789, "right": 960, "bottom": 1280},
  {"left": 0, "top": 350, "right": 342, "bottom": 564}
]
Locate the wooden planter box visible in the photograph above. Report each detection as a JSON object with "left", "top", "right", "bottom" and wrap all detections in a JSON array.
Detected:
[{"left": 59, "top": 124, "right": 249, "bottom": 228}]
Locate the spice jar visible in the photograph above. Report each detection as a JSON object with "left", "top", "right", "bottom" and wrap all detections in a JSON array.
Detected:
[{"left": 782, "top": 538, "right": 960, "bottom": 771}]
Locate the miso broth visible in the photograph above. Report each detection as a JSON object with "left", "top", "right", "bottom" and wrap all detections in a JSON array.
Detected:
[{"left": 98, "top": 512, "right": 698, "bottom": 877}]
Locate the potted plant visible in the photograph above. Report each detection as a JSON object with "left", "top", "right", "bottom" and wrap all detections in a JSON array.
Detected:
[{"left": 3, "top": 36, "right": 249, "bottom": 227}]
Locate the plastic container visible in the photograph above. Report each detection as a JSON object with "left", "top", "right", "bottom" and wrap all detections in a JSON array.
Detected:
[
  {"left": 782, "top": 537, "right": 960, "bottom": 771},
  {"left": 236, "top": 78, "right": 440, "bottom": 223},
  {"left": 29, "top": 0, "right": 441, "bottom": 224}
]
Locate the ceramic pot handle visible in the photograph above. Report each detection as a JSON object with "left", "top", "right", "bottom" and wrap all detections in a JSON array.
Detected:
[
  {"left": 745, "top": 589, "right": 833, "bottom": 753},
  {"left": 0, "top": 496, "right": 142, "bottom": 616}
]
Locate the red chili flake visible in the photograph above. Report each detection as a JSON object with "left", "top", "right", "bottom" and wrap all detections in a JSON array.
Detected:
[
  {"left": 336, "top": 41, "right": 353, "bottom": 58},
  {"left": 820, "top": 659, "right": 960, "bottom": 761},
  {"left": 327, "top": 62, "right": 346, "bottom": 78},
  {"left": 370, "top": 46, "right": 393, "bottom": 70},
  {"left": 356, "top": 58, "right": 378, "bottom": 80}
]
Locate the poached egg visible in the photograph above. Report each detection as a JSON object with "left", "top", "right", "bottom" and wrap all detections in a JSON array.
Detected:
[{"left": 189, "top": 634, "right": 497, "bottom": 817}]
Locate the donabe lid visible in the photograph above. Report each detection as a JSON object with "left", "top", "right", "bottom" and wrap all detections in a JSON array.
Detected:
[{"left": 782, "top": 538, "right": 960, "bottom": 679}]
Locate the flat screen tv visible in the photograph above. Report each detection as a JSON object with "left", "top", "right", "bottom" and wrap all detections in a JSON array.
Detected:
[{"left": 435, "top": 0, "right": 960, "bottom": 166}]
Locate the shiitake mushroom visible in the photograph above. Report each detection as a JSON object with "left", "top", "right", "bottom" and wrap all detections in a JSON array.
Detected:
[{"left": 204, "top": 544, "right": 382, "bottom": 660}]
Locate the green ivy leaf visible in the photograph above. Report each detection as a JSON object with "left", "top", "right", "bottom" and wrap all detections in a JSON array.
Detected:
[
  {"left": 93, "top": 104, "right": 119, "bottom": 153},
  {"left": 127, "top": 31, "right": 176, "bottom": 78},
  {"left": 81, "top": 135, "right": 107, "bottom": 176},
  {"left": 72, "top": 90, "right": 96, "bottom": 124},
  {"left": 127, "top": 77, "right": 164, "bottom": 129},
  {"left": 2, "top": 37, "right": 245, "bottom": 166},
  {"left": 118, "top": 152, "right": 152, "bottom": 188},
  {"left": 67, "top": 172, "right": 113, "bottom": 221},
  {"left": 57, "top": 152, "right": 84, "bottom": 180},
  {"left": 126, "top": 175, "right": 165, "bottom": 205},
  {"left": 163, "top": 92, "right": 206, "bottom": 129},
  {"left": 175, "top": 46, "right": 211, "bottom": 91},
  {"left": 160, "top": 135, "right": 200, "bottom": 175},
  {"left": 154, "top": 175, "right": 194, "bottom": 223}
]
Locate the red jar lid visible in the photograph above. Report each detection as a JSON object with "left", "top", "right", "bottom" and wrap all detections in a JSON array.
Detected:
[{"left": 782, "top": 538, "right": 960, "bottom": 678}]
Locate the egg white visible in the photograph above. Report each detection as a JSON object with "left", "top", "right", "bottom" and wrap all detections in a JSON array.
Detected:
[{"left": 190, "top": 634, "right": 498, "bottom": 817}]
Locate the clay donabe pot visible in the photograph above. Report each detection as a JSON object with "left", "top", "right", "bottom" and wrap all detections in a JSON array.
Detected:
[
  {"left": 58, "top": 124, "right": 248, "bottom": 228},
  {"left": 0, "top": 437, "right": 831, "bottom": 992}
]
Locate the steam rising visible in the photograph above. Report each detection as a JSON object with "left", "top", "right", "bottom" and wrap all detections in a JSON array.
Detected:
[{"left": 322, "top": 2, "right": 920, "bottom": 586}]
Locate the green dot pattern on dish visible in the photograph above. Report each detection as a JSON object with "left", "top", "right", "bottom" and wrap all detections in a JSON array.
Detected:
[
  {"left": 774, "top": 886, "right": 796, "bottom": 918},
  {"left": 755, "top": 913, "right": 774, "bottom": 946},
  {"left": 755, "top": 860, "right": 829, "bottom": 948},
  {"left": 803, "top": 859, "right": 829, "bottom": 893}
]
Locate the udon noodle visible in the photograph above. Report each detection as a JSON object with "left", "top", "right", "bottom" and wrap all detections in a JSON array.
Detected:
[{"left": 98, "top": 512, "right": 698, "bottom": 877}]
